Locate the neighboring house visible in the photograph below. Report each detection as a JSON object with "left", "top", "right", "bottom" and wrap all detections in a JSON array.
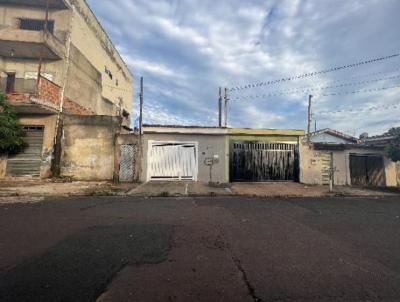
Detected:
[
  {"left": 140, "top": 125, "right": 304, "bottom": 183},
  {"left": 0, "top": 0, "right": 133, "bottom": 179},
  {"left": 300, "top": 129, "right": 398, "bottom": 187},
  {"left": 308, "top": 128, "right": 357, "bottom": 144}
]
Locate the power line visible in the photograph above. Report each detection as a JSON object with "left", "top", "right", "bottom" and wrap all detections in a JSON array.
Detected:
[
  {"left": 231, "top": 74, "right": 400, "bottom": 101},
  {"left": 229, "top": 53, "right": 400, "bottom": 92},
  {"left": 315, "top": 100, "right": 400, "bottom": 116},
  {"left": 315, "top": 82, "right": 400, "bottom": 98},
  {"left": 233, "top": 67, "right": 400, "bottom": 99}
]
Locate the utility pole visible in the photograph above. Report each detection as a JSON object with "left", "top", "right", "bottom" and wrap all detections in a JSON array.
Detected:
[
  {"left": 137, "top": 77, "right": 144, "bottom": 182},
  {"left": 139, "top": 77, "right": 144, "bottom": 135},
  {"left": 224, "top": 87, "right": 229, "bottom": 127},
  {"left": 218, "top": 87, "right": 222, "bottom": 127},
  {"left": 307, "top": 95, "right": 313, "bottom": 142}
]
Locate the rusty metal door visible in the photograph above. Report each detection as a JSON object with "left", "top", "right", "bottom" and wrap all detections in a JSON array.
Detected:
[
  {"left": 230, "top": 141, "right": 298, "bottom": 182},
  {"left": 119, "top": 144, "right": 137, "bottom": 182},
  {"left": 350, "top": 154, "right": 386, "bottom": 187}
]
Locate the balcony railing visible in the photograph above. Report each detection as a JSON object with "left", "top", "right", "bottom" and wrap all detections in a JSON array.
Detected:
[
  {"left": 2, "top": 76, "right": 94, "bottom": 115},
  {"left": 1, "top": 76, "right": 60, "bottom": 112}
]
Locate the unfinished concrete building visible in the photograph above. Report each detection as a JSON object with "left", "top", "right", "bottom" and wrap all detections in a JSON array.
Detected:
[{"left": 0, "top": 0, "right": 133, "bottom": 179}]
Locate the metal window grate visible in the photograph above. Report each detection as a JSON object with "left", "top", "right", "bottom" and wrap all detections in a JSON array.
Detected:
[{"left": 19, "top": 18, "right": 54, "bottom": 33}]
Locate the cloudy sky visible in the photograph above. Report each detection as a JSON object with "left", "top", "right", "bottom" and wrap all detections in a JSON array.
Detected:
[{"left": 87, "top": 0, "right": 400, "bottom": 136}]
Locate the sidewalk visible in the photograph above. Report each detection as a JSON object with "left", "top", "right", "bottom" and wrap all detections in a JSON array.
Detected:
[
  {"left": 1, "top": 179, "right": 398, "bottom": 203},
  {"left": 128, "top": 181, "right": 399, "bottom": 198},
  {"left": 128, "top": 181, "right": 232, "bottom": 197},
  {"left": 0, "top": 179, "right": 137, "bottom": 203}
]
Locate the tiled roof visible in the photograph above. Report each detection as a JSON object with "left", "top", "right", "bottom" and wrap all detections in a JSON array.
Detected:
[{"left": 309, "top": 128, "right": 357, "bottom": 142}]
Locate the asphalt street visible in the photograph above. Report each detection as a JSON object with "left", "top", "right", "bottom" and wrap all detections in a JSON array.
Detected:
[{"left": 1, "top": 196, "right": 400, "bottom": 302}]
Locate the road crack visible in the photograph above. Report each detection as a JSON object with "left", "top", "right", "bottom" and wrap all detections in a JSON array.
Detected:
[{"left": 231, "top": 256, "right": 264, "bottom": 302}]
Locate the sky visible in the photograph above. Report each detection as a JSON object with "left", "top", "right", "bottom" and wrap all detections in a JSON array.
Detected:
[{"left": 87, "top": 0, "right": 400, "bottom": 136}]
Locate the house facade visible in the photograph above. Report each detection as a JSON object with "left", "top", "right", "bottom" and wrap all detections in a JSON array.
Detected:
[
  {"left": 0, "top": 0, "right": 133, "bottom": 179},
  {"left": 300, "top": 129, "right": 398, "bottom": 187},
  {"left": 140, "top": 125, "right": 304, "bottom": 183}
]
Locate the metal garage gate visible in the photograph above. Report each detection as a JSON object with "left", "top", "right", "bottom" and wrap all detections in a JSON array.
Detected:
[
  {"left": 350, "top": 154, "right": 386, "bottom": 187},
  {"left": 148, "top": 142, "right": 198, "bottom": 181},
  {"left": 230, "top": 141, "right": 298, "bottom": 182},
  {"left": 6, "top": 126, "right": 44, "bottom": 177}
]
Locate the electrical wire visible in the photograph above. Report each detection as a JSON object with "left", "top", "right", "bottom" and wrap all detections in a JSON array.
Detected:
[
  {"left": 315, "top": 100, "right": 400, "bottom": 116},
  {"left": 229, "top": 53, "right": 400, "bottom": 92},
  {"left": 315, "top": 83, "right": 400, "bottom": 98},
  {"left": 231, "top": 74, "right": 400, "bottom": 101}
]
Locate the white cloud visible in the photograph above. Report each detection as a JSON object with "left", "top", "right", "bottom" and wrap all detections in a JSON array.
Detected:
[{"left": 88, "top": 0, "right": 400, "bottom": 136}]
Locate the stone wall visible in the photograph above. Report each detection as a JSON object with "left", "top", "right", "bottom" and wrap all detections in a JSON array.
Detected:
[{"left": 60, "top": 115, "right": 121, "bottom": 180}]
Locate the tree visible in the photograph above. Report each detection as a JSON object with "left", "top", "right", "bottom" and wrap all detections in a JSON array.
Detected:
[
  {"left": 0, "top": 92, "right": 27, "bottom": 155},
  {"left": 385, "top": 127, "right": 400, "bottom": 162}
]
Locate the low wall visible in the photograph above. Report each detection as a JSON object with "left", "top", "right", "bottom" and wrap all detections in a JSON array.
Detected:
[
  {"left": 397, "top": 162, "right": 400, "bottom": 186},
  {"left": 0, "top": 155, "right": 7, "bottom": 179},
  {"left": 60, "top": 115, "right": 121, "bottom": 180},
  {"left": 300, "top": 143, "right": 325, "bottom": 185}
]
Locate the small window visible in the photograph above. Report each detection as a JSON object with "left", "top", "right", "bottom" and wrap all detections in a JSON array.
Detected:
[{"left": 19, "top": 18, "right": 55, "bottom": 34}]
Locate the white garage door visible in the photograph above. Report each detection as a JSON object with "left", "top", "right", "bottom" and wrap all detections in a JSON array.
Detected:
[{"left": 147, "top": 141, "right": 198, "bottom": 181}]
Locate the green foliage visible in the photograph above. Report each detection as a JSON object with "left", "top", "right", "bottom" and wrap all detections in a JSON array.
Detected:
[
  {"left": 385, "top": 127, "right": 400, "bottom": 162},
  {"left": 388, "top": 127, "right": 400, "bottom": 138},
  {"left": 0, "top": 92, "right": 27, "bottom": 155},
  {"left": 385, "top": 145, "right": 400, "bottom": 162}
]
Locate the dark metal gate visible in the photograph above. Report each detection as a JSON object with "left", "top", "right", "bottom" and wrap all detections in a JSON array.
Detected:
[
  {"left": 350, "top": 154, "right": 386, "bottom": 187},
  {"left": 6, "top": 126, "right": 44, "bottom": 177},
  {"left": 230, "top": 141, "right": 298, "bottom": 182},
  {"left": 119, "top": 144, "right": 138, "bottom": 182}
]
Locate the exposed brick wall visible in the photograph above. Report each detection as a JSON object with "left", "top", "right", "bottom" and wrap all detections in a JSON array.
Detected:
[
  {"left": 38, "top": 77, "right": 61, "bottom": 107},
  {"left": 64, "top": 98, "right": 94, "bottom": 115},
  {"left": 5, "top": 93, "right": 31, "bottom": 102},
  {"left": 5, "top": 77, "right": 94, "bottom": 116}
]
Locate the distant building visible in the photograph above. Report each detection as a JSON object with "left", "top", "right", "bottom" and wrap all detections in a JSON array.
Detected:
[{"left": 0, "top": 0, "right": 133, "bottom": 179}]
